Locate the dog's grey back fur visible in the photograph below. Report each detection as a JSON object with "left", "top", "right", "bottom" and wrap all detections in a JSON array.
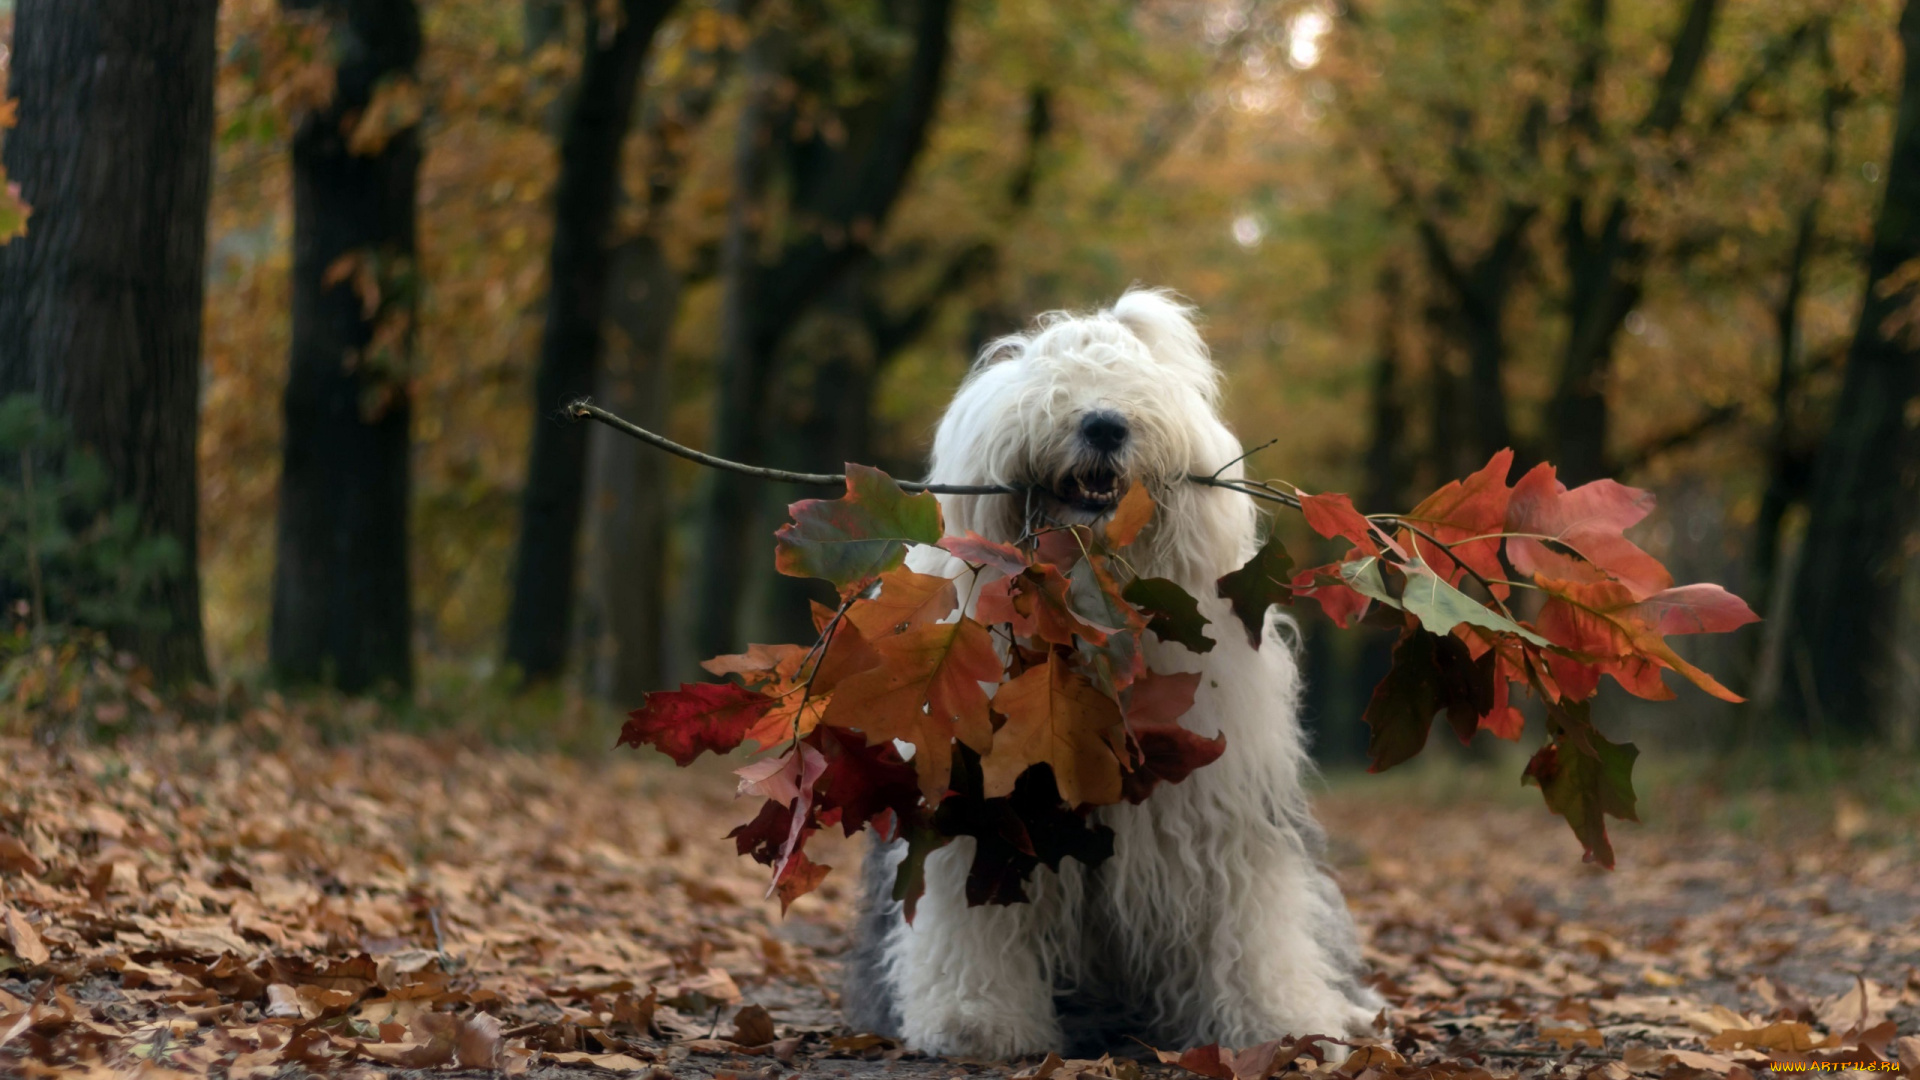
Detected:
[{"left": 841, "top": 840, "right": 905, "bottom": 1038}]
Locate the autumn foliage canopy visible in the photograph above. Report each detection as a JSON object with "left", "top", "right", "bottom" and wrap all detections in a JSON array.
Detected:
[{"left": 618, "top": 452, "right": 1758, "bottom": 913}]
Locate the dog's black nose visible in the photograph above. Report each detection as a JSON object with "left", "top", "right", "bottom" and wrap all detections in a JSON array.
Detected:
[{"left": 1080, "top": 410, "right": 1130, "bottom": 454}]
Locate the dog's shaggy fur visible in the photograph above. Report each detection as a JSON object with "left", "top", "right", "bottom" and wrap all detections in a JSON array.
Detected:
[{"left": 840, "top": 290, "right": 1382, "bottom": 1059}]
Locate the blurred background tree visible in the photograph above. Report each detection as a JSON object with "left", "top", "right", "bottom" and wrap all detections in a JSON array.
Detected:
[{"left": 0, "top": 0, "right": 1912, "bottom": 752}]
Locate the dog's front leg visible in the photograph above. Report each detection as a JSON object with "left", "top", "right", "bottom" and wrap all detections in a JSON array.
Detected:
[{"left": 882, "top": 838, "right": 1076, "bottom": 1059}]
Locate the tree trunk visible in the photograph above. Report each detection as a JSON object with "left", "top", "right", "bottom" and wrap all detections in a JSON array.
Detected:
[
  {"left": 1548, "top": 0, "right": 1719, "bottom": 485},
  {"left": 0, "top": 0, "right": 217, "bottom": 683},
  {"left": 504, "top": 0, "right": 675, "bottom": 683},
  {"left": 692, "top": 29, "right": 792, "bottom": 664},
  {"left": 1779, "top": 0, "right": 1920, "bottom": 740},
  {"left": 269, "top": 0, "right": 421, "bottom": 693},
  {"left": 692, "top": 0, "right": 955, "bottom": 661},
  {"left": 1748, "top": 35, "right": 1839, "bottom": 705},
  {"left": 577, "top": 238, "right": 679, "bottom": 702}
]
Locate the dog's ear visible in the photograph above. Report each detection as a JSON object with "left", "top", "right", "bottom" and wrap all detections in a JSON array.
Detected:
[{"left": 1111, "top": 288, "right": 1218, "bottom": 395}]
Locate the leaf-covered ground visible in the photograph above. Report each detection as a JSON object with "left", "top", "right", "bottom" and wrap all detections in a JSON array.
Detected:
[{"left": 2, "top": 711, "right": 1916, "bottom": 1080}]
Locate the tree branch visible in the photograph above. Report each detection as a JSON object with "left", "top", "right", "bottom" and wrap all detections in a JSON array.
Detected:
[{"left": 568, "top": 400, "right": 1012, "bottom": 493}]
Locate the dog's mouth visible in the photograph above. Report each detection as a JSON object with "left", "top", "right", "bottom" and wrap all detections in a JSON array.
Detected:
[{"left": 1050, "top": 467, "right": 1127, "bottom": 515}]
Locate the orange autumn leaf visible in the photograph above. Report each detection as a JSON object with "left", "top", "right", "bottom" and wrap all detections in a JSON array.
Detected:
[
  {"left": 822, "top": 616, "right": 1001, "bottom": 804},
  {"left": 981, "top": 650, "right": 1127, "bottom": 808}
]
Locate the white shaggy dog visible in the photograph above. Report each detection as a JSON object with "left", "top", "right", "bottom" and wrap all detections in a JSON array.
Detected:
[{"left": 840, "top": 289, "right": 1382, "bottom": 1058}]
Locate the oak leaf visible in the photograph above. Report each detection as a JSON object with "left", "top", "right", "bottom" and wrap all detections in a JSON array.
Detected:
[
  {"left": 1104, "top": 484, "right": 1155, "bottom": 547},
  {"left": 1215, "top": 534, "right": 1295, "bottom": 646},
  {"left": 1506, "top": 464, "right": 1670, "bottom": 598},
  {"left": 981, "top": 651, "right": 1126, "bottom": 808},
  {"left": 1397, "top": 448, "right": 1513, "bottom": 592},
  {"left": 1534, "top": 577, "right": 1750, "bottom": 702},
  {"left": 1121, "top": 576, "right": 1215, "bottom": 653},
  {"left": 1363, "top": 629, "right": 1495, "bottom": 771},
  {"left": 775, "top": 463, "right": 944, "bottom": 595},
  {"left": 823, "top": 617, "right": 1001, "bottom": 804},
  {"left": 845, "top": 567, "right": 958, "bottom": 640},
  {"left": 1523, "top": 725, "right": 1639, "bottom": 868},
  {"left": 618, "top": 683, "right": 777, "bottom": 765}
]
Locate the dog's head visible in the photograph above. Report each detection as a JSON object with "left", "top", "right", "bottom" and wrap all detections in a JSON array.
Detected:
[{"left": 927, "top": 289, "right": 1253, "bottom": 573}]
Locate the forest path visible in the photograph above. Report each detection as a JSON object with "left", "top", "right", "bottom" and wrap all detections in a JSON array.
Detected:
[{"left": 1, "top": 713, "right": 1915, "bottom": 1080}]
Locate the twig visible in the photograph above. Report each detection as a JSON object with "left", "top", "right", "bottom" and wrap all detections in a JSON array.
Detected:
[
  {"left": 1209, "top": 438, "right": 1280, "bottom": 480},
  {"left": 567, "top": 400, "right": 1013, "bottom": 495}
]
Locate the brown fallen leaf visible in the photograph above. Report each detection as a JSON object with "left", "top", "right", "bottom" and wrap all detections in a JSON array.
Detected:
[
  {"left": 1894, "top": 1035, "right": 1920, "bottom": 1072},
  {"left": 1625, "top": 1049, "right": 1748, "bottom": 1076},
  {"left": 0, "top": 833, "right": 45, "bottom": 876},
  {"left": 1155, "top": 1039, "right": 1308, "bottom": 1080},
  {"left": 455, "top": 1010, "right": 504, "bottom": 1069},
  {"left": 1705, "top": 1021, "right": 1820, "bottom": 1052},
  {"left": 611, "top": 988, "right": 656, "bottom": 1032},
  {"left": 2, "top": 905, "right": 50, "bottom": 966},
  {"left": 263, "top": 984, "right": 303, "bottom": 1019},
  {"left": 1153, "top": 1043, "right": 1233, "bottom": 1080},
  {"left": 1539, "top": 1024, "right": 1604, "bottom": 1050},
  {"left": 1017, "top": 1051, "right": 1068, "bottom": 1080},
  {"left": 546, "top": 1050, "right": 659, "bottom": 1072},
  {"left": 1337, "top": 1044, "right": 1406, "bottom": 1071},
  {"left": 827, "top": 1032, "right": 894, "bottom": 1054},
  {"left": 682, "top": 1037, "right": 756, "bottom": 1055},
  {"left": 730, "top": 1002, "right": 777, "bottom": 1046}
]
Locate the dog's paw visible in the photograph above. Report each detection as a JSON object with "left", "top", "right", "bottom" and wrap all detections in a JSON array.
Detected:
[{"left": 899, "top": 998, "right": 1062, "bottom": 1060}]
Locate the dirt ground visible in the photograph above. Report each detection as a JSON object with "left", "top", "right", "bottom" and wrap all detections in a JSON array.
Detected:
[{"left": 1, "top": 709, "right": 1916, "bottom": 1080}]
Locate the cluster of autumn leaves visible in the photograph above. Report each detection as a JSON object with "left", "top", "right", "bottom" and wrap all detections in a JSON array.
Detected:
[{"left": 619, "top": 452, "right": 1758, "bottom": 912}]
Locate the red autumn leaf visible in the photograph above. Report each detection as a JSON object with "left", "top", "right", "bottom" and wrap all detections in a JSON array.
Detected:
[
  {"left": 1506, "top": 464, "right": 1671, "bottom": 599},
  {"left": 735, "top": 743, "right": 827, "bottom": 886},
  {"left": 1155, "top": 1043, "right": 1235, "bottom": 1080},
  {"left": 1291, "top": 563, "right": 1370, "bottom": 628},
  {"left": 1119, "top": 723, "right": 1227, "bottom": 803},
  {"left": 1104, "top": 484, "right": 1155, "bottom": 547},
  {"left": 1118, "top": 670, "right": 1223, "bottom": 804},
  {"left": 772, "top": 849, "right": 831, "bottom": 913},
  {"left": 774, "top": 463, "right": 944, "bottom": 595},
  {"left": 1398, "top": 448, "right": 1513, "bottom": 593},
  {"left": 937, "top": 531, "right": 1033, "bottom": 576},
  {"left": 823, "top": 616, "right": 1002, "bottom": 804},
  {"left": 1122, "top": 669, "right": 1203, "bottom": 726},
  {"left": 1632, "top": 583, "right": 1761, "bottom": 636},
  {"left": 1032, "top": 524, "right": 1095, "bottom": 569},
  {"left": 812, "top": 726, "right": 921, "bottom": 837},
  {"left": 618, "top": 682, "right": 778, "bottom": 766},
  {"left": 1301, "top": 491, "right": 1394, "bottom": 556},
  {"left": 1468, "top": 637, "right": 1529, "bottom": 739},
  {"left": 844, "top": 567, "right": 959, "bottom": 640},
  {"left": 729, "top": 797, "right": 797, "bottom": 865},
  {"left": 977, "top": 563, "right": 1109, "bottom": 646},
  {"left": 1534, "top": 576, "right": 1745, "bottom": 702},
  {"left": 981, "top": 650, "right": 1127, "bottom": 808}
]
